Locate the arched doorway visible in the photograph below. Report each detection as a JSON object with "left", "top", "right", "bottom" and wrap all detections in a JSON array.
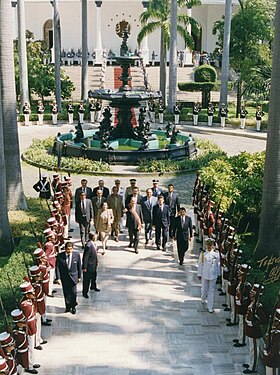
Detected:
[{"left": 43, "top": 19, "right": 53, "bottom": 50}]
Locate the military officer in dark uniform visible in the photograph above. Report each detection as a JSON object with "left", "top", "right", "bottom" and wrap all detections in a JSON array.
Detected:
[
  {"left": 95, "top": 101, "right": 102, "bottom": 123},
  {"left": 33, "top": 172, "right": 51, "bottom": 200},
  {"left": 51, "top": 101, "right": 58, "bottom": 125},
  {"left": 37, "top": 101, "right": 44, "bottom": 126},
  {"left": 148, "top": 100, "right": 156, "bottom": 123},
  {"left": 173, "top": 101, "right": 180, "bottom": 125},
  {"left": 255, "top": 105, "right": 264, "bottom": 132},
  {"left": 67, "top": 102, "right": 74, "bottom": 125},
  {"left": 78, "top": 102, "right": 85, "bottom": 124},
  {"left": 89, "top": 100, "right": 96, "bottom": 124},
  {"left": 219, "top": 103, "right": 228, "bottom": 128},
  {"left": 207, "top": 102, "right": 215, "bottom": 127},
  {"left": 192, "top": 102, "right": 201, "bottom": 126},
  {"left": 158, "top": 100, "right": 165, "bottom": 124},
  {"left": 23, "top": 102, "right": 31, "bottom": 126},
  {"left": 240, "top": 104, "right": 248, "bottom": 129}
]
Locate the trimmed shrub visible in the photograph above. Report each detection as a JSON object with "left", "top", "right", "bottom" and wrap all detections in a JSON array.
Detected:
[{"left": 194, "top": 64, "right": 217, "bottom": 82}]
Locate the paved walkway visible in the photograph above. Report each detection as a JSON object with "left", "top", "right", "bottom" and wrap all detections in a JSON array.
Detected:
[{"left": 18, "top": 122, "right": 267, "bottom": 375}]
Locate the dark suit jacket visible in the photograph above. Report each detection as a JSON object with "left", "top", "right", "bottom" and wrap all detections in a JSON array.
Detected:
[
  {"left": 56, "top": 251, "right": 82, "bottom": 285},
  {"left": 152, "top": 204, "right": 170, "bottom": 227},
  {"left": 92, "top": 196, "right": 107, "bottom": 220},
  {"left": 141, "top": 196, "right": 158, "bottom": 223},
  {"left": 174, "top": 215, "right": 193, "bottom": 242},
  {"left": 75, "top": 198, "right": 93, "bottom": 223},
  {"left": 75, "top": 186, "right": 93, "bottom": 203},
  {"left": 126, "top": 204, "right": 143, "bottom": 230},
  {"left": 82, "top": 240, "right": 98, "bottom": 272},
  {"left": 92, "top": 186, "right": 110, "bottom": 198},
  {"left": 125, "top": 194, "right": 143, "bottom": 209},
  {"left": 163, "top": 191, "right": 180, "bottom": 216}
]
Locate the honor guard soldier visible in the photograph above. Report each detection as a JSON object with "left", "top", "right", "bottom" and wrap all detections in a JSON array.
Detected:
[
  {"left": 173, "top": 101, "right": 180, "bottom": 125},
  {"left": 11, "top": 309, "right": 40, "bottom": 374},
  {"left": 51, "top": 101, "right": 58, "bottom": 125},
  {"left": 207, "top": 103, "right": 215, "bottom": 127},
  {"left": 78, "top": 102, "right": 85, "bottom": 124},
  {"left": 32, "top": 173, "right": 51, "bottom": 200},
  {"left": 263, "top": 307, "right": 280, "bottom": 375},
  {"left": 204, "top": 200, "right": 215, "bottom": 239},
  {"left": 226, "top": 247, "right": 241, "bottom": 327},
  {"left": 43, "top": 229, "right": 57, "bottom": 296},
  {"left": 19, "top": 282, "right": 37, "bottom": 374},
  {"left": 67, "top": 102, "right": 74, "bottom": 125},
  {"left": 0, "top": 332, "right": 17, "bottom": 375},
  {"left": 148, "top": 100, "right": 156, "bottom": 123},
  {"left": 158, "top": 100, "right": 165, "bottom": 124},
  {"left": 22, "top": 102, "right": 31, "bottom": 126},
  {"left": 198, "top": 237, "right": 220, "bottom": 313},
  {"left": 95, "top": 101, "right": 102, "bottom": 123},
  {"left": 29, "top": 266, "right": 49, "bottom": 351},
  {"left": 244, "top": 284, "right": 269, "bottom": 374},
  {"left": 0, "top": 356, "right": 8, "bottom": 374},
  {"left": 219, "top": 103, "right": 228, "bottom": 128},
  {"left": 255, "top": 105, "right": 264, "bottom": 132},
  {"left": 51, "top": 173, "right": 61, "bottom": 194},
  {"left": 89, "top": 100, "right": 96, "bottom": 124},
  {"left": 37, "top": 101, "right": 44, "bottom": 126},
  {"left": 233, "top": 264, "right": 251, "bottom": 347},
  {"left": 151, "top": 50, "right": 157, "bottom": 66},
  {"left": 192, "top": 102, "right": 201, "bottom": 126},
  {"left": 240, "top": 105, "right": 248, "bottom": 129}
]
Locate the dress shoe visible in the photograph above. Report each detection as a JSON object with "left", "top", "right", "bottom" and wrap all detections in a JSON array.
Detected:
[
  {"left": 128, "top": 243, "right": 132, "bottom": 248},
  {"left": 34, "top": 346, "right": 43, "bottom": 350},
  {"left": 33, "top": 364, "right": 40, "bottom": 369},
  {"left": 47, "top": 294, "right": 54, "bottom": 298},
  {"left": 70, "top": 307, "right": 76, "bottom": 315},
  {"left": 120, "top": 230, "right": 123, "bottom": 233},
  {"left": 25, "top": 369, "right": 38, "bottom": 374},
  {"left": 162, "top": 247, "right": 166, "bottom": 252},
  {"left": 135, "top": 249, "right": 139, "bottom": 254},
  {"left": 69, "top": 229, "right": 74, "bottom": 232},
  {"left": 232, "top": 339, "right": 239, "bottom": 343},
  {"left": 234, "top": 343, "right": 246, "bottom": 347},
  {"left": 243, "top": 370, "right": 257, "bottom": 374},
  {"left": 217, "top": 287, "right": 222, "bottom": 292},
  {"left": 52, "top": 290, "right": 57, "bottom": 294},
  {"left": 41, "top": 340, "right": 47, "bottom": 345},
  {"left": 156, "top": 245, "right": 160, "bottom": 250},
  {"left": 46, "top": 318, "right": 52, "bottom": 322},
  {"left": 65, "top": 308, "right": 70, "bottom": 313},
  {"left": 243, "top": 364, "right": 250, "bottom": 368},
  {"left": 83, "top": 294, "right": 89, "bottom": 299},
  {"left": 224, "top": 307, "right": 231, "bottom": 311},
  {"left": 226, "top": 318, "right": 231, "bottom": 322},
  {"left": 222, "top": 303, "right": 228, "bottom": 307},
  {"left": 227, "top": 322, "right": 238, "bottom": 327},
  {"left": 219, "top": 292, "right": 226, "bottom": 296},
  {"left": 145, "top": 240, "right": 149, "bottom": 245},
  {"left": 93, "top": 288, "right": 100, "bottom": 292},
  {"left": 42, "top": 321, "right": 51, "bottom": 326},
  {"left": 179, "top": 261, "right": 183, "bottom": 265}
]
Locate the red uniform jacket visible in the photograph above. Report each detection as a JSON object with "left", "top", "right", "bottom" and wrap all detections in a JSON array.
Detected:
[
  {"left": 12, "top": 327, "right": 29, "bottom": 369},
  {"left": 20, "top": 298, "right": 37, "bottom": 336}
]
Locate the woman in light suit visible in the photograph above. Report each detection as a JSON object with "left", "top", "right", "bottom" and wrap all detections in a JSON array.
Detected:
[{"left": 96, "top": 202, "right": 114, "bottom": 254}]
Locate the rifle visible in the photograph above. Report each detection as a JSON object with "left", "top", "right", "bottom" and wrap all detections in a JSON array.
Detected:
[
  {"left": 29, "top": 219, "right": 42, "bottom": 248},
  {"left": 265, "top": 292, "right": 280, "bottom": 352},
  {"left": 214, "top": 197, "right": 222, "bottom": 235},
  {"left": 22, "top": 253, "right": 32, "bottom": 282},
  {"left": 0, "top": 295, "right": 11, "bottom": 332},
  {"left": 6, "top": 273, "right": 20, "bottom": 307},
  {"left": 39, "top": 167, "right": 42, "bottom": 181}
]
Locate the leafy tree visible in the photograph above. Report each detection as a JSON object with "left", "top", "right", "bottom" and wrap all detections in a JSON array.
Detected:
[
  {"left": 213, "top": 0, "right": 275, "bottom": 115},
  {"left": 14, "top": 33, "right": 75, "bottom": 102},
  {"left": 137, "top": 0, "right": 200, "bottom": 104}
]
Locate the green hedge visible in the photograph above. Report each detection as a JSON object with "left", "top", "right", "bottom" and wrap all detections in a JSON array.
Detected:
[
  {"left": 23, "top": 137, "right": 112, "bottom": 174},
  {"left": 194, "top": 64, "right": 217, "bottom": 82}
]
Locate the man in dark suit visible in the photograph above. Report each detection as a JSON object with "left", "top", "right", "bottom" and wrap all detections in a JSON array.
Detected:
[
  {"left": 82, "top": 232, "right": 100, "bottom": 298},
  {"left": 75, "top": 179, "right": 93, "bottom": 204},
  {"left": 163, "top": 183, "right": 180, "bottom": 238},
  {"left": 75, "top": 192, "right": 93, "bottom": 247},
  {"left": 56, "top": 242, "right": 82, "bottom": 314},
  {"left": 152, "top": 195, "right": 170, "bottom": 251},
  {"left": 125, "top": 186, "right": 143, "bottom": 208},
  {"left": 142, "top": 188, "right": 158, "bottom": 244},
  {"left": 126, "top": 197, "right": 143, "bottom": 254},
  {"left": 173, "top": 207, "right": 193, "bottom": 265},
  {"left": 92, "top": 179, "right": 109, "bottom": 198}
]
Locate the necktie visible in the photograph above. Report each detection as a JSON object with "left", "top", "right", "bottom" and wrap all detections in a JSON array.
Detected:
[{"left": 82, "top": 201, "right": 85, "bottom": 215}]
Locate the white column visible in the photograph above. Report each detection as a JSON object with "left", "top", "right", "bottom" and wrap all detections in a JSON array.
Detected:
[
  {"left": 94, "top": 1, "right": 103, "bottom": 65},
  {"left": 141, "top": 1, "right": 150, "bottom": 66},
  {"left": 184, "top": 4, "right": 193, "bottom": 66}
]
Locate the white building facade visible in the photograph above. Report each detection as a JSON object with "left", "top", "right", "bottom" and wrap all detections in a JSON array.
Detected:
[{"left": 12, "top": 0, "right": 239, "bottom": 63}]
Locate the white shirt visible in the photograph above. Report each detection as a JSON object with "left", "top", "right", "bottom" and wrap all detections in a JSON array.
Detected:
[{"left": 198, "top": 249, "right": 220, "bottom": 280}]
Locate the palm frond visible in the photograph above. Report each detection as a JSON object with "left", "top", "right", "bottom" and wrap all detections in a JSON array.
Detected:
[
  {"left": 137, "top": 21, "right": 162, "bottom": 44},
  {"left": 177, "top": 25, "right": 194, "bottom": 50}
]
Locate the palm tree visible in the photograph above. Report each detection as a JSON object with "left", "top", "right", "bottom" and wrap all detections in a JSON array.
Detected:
[
  {"left": 52, "top": 0, "right": 62, "bottom": 111},
  {"left": 219, "top": 0, "right": 233, "bottom": 109},
  {"left": 17, "top": 0, "right": 30, "bottom": 111},
  {"left": 81, "top": 0, "right": 88, "bottom": 101},
  {"left": 168, "top": 0, "right": 178, "bottom": 112},
  {"left": 0, "top": 0, "right": 27, "bottom": 211},
  {"left": 137, "top": 0, "right": 200, "bottom": 104},
  {"left": 255, "top": 0, "right": 280, "bottom": 258}
]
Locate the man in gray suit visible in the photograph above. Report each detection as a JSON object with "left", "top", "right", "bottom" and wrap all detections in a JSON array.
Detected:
[
  {"left": 82, "top": 232, "right": 100, "bottom": 298},
  {"left": 75, "top": 192, "right": 93, "bottom": 248},
  {"left": 142, "top": 188, "right": 157, "bottom": 244},
  {"left": 173, "top": 207, "right": 193, "bottom": 265}
]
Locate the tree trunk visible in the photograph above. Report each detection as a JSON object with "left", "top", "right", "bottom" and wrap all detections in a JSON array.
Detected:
[
  {"left": 81, "top": 0, "right": 88, "bottom": 101},
  {"left": 160, "top": 28, "right": 167, "bottom": 105},
  {"left": 219, "top": 0, "right": 232, "bottom": 108},
  {"left": 0, "top": 0, "right": 27, "bottom": 211},
  {"left": 256, "top": 0, "right": 280, "bottom": 259},
  {"left": 168, "top": 0, "right": 178, "bottom": 112},
  {"left": 0, "top": 93, "right": 14, "bottom": 255},
  {"left": 53, "top": 0, "right": 61, "bottom": 111},
  {"left": 17, "top": 0, "right": 30, "bottom": 111}
]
